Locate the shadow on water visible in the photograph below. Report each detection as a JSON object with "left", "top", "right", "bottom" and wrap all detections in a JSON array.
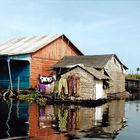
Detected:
[{"left": 0, "top": 99, "right": 127, "bottom": 140}]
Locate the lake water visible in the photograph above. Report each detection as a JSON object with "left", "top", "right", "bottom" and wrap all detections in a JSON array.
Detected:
[{"left": 0, "top": 94, "right": 140, "bottom": 140}]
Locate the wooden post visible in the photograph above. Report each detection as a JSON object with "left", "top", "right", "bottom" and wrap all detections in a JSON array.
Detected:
[
  {"left": 17, "top": 76, "right": 20, "bottom": 93},
  {"left": 7, "top": 59, "right": 13, "bottom": 90}
]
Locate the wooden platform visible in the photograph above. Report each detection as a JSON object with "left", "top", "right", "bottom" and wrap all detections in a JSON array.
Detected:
[
  {"left": 126, "top": 78, "right": 140, "bottom": 91},
  {"left": 37, "top": 94, "right": 108, "bottom": 107}
]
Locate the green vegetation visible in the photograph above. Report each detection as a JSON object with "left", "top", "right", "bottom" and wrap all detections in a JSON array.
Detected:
[
  {"left": 18, "top": 94, "right": 36, "bottom": 102},
  {"left": 126, "top": 67, "right": 140, "bottom": 79},
  {"left": 125, "top": 74, "right": 140, "bottom": 79},
  {"left": 18, "top": 93, "right": 47, "bottom": 106},
  {"left": 36, "top": 97, "right": 46, "bottom": 106}
]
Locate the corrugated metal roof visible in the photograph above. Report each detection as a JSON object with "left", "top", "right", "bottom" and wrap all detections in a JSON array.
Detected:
[{"left": 0, "top": 34, "right": 63, "bottom": 55}]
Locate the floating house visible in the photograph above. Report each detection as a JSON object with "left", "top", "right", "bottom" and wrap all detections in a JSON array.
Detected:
[
  {"left": 0, "top": 34, "right": 83, "bottom": 89},
  {"left": 60, "top": 65, "right": 108, "bottom": 100},
  {"left": 52, "top": 54, "right": 127, "bottom": 94}
]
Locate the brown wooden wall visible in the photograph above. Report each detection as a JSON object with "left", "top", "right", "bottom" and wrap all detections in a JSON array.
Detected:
[{"left": 30, "top": 37, "right": 82, "bottom": 88}]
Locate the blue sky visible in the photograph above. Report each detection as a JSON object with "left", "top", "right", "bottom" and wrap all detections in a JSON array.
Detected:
[{"left": 0, "top": 0, "right": 140, "bottom": 73}]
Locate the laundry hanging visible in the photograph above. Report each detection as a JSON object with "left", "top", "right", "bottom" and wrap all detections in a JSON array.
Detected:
[
  {"left": 58, "top": 78, "right": 68, "bottom": 96},
  {"left": 67, "top": 75, "right": 80, "bottom": 96}
]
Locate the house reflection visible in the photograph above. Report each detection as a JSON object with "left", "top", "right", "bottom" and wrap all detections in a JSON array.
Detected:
[
  {"left": 29, "top": 100, "right": 126, "bottom": 139},
  {"left": 29, "top": 103, "right": 68, "bottom": 140},
  {"left": 66, "top": 100, "right": 126, "bottom": 139},
  {"left": 80, "top": 100, "right": 126, "bottom": 139},
  {"left": 103, "top": 100, "right": 125, "bottom": 134}
]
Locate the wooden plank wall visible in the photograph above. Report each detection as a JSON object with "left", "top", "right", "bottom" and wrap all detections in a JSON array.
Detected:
[
  {"left": 105, "top": 56, "right": 126, "bottom": 93},
  {"left": 30, "top": 37, "right": 81, "bottom": 88},
  {"left": 30, "top": 58, "right": 57, "bottom": 88},
  {"left": 61, "top": 67, "right": 96, "bottom": 100}
]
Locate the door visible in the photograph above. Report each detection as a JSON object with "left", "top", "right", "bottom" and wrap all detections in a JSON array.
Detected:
[{"left": 96, "top": 80, "right": 104, "bottom": 100}]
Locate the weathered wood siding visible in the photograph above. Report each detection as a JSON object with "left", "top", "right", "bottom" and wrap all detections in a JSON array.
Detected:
[
  {"left": 30, "top": 37, "right": 81, "bottom": 88},
  {"left": 103, "top": 100, "right": 125, "bottom": 133},
  {"left": 61, "top": 67, "right": 96, "bottom": 100},
  {"left": 79, "top": 107, "right": 95, "bottom": 130},
  {"left": 105, "top": 56, "right": 125, "bottom": 93}
]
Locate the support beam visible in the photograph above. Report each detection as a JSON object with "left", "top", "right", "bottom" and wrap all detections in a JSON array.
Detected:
[{"left": 7, "top": 59, "right": 13, "bottom": 90}]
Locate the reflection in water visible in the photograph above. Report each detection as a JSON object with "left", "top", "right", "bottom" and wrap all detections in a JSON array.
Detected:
[
  {"left": 129, "top": 91, "right": 140, "bottom": 100},
  {"left": 0, "top": 99, "right": 126, "bottom": 139},
  {"left": 29, "top": 103, "right": 68, "bottom": 140},
  {"left": 29, "top": 100, "right": 126, "bottom": 139},
  {"left": 102, "top": 100, "right": 126, "bottom": 139},
  {"left": 0, "top": 99, "right": 29, "bottom": 139},
  {"left": 127, "top": 91, "right": 140, "bottom": 112}
]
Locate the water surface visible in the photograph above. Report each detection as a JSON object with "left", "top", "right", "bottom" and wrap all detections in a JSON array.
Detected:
[{"left": 0, "top": 96, "right": 139, "bottom": 140}]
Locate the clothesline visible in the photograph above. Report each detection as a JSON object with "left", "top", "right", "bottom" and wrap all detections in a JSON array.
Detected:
[{"left": 38, "top": 75, "right": 80, "bottom": 98}]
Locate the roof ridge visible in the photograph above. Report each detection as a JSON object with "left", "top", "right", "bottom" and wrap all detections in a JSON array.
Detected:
[{"left": 64, "top": 54, "right": 115, "bottom": 57}]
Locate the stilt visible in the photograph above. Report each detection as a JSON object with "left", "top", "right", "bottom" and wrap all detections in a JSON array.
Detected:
[
  {"left": 7, "top": 59, "right": 13, "bottom": 91},
  {"left": 17, "top": 76, "right": 20, "bottom": 93}
]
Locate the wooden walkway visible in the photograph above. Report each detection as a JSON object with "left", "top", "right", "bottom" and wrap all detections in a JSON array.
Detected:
[{"left": 125, "top": 78, "right": 140, "bottom": 91}]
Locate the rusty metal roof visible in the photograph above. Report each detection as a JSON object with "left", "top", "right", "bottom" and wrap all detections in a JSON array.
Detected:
[{"left": 0, "top": 34, "right": 83, "bottom": 56}]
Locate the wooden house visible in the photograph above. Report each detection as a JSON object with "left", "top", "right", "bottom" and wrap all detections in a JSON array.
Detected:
[
  {"left": 0, "top": 34, "right": 83, "bottom": 89},
  {"left": 60, "top": 65, "right": 108, "bottom": 100},
  {"left": 52, "top": 54, "right": 127, "bottom": 94}
]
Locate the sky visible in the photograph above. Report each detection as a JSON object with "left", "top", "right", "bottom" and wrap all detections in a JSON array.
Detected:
[{"left": 0, "top": 0, "right": 139, "bottom": 73}]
